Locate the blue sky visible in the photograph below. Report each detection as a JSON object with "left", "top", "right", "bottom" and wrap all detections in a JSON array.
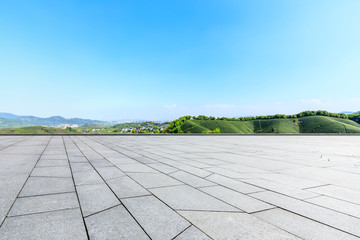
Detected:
[{"left": 1, "top": 0, "right": 360, "bottom": 121}]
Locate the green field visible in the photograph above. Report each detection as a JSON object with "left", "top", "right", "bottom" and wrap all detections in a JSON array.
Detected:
[{"left": 180, "top": 116, "right": 360, "bottom": 134}]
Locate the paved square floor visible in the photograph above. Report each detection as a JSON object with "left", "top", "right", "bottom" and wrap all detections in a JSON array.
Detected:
[{"left": 1, "top": 135, "right": 360, "bottom": 239}]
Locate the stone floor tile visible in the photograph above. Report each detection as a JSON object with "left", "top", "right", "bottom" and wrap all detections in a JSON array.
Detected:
[
  {"left": 107, "top": 176, "right": 150, "bottom": 198},
  {"left": 122, "top": 195, "right": 190, "bottom": 240},
  {"left": 36, "top": 159, "right": 69, "bottom": 167},
  {"left": 19, "top": 177, "right": 75, "bottom": 197},
  {"left": 178, "top": 210, "right": 300, "bottom": 240},
  {"left": 117, "top": 163, "right": 158, "bottom": 173},
  {"left": 127, "top": 172, "right": 182, "bottom": 188},
  {"left": 175, "top": 165, "right": 212, "bottom": 178},
  {"left": 106, "top": 157, "right": 139, "bottom": 165},
  {"left": 250, "top": 190, "right": 360, "bottom": 237},
  {"left": 85, "top": 205, "right": 149, "bottom": 240},
  {"left": 150, "top": 185, "right": 238, "bottom": 211},
  {"left": 200, "top": 185, "right": 273, "bottom": 213},
  {"left": 174, "top": 226, "right": 211, "bottom": 240},
  {"left": 206, "top": 174, "right": 263, "bottom": 194},
  {"left": 95, "top": 166, "right": 126, "bottom": 180},
  {"left": 308, "top": 184, "right": 360, "bottom": 204},
  {"left": 306, "top": 195, "right": 360, "bottom": 218},
  {"left": 254, "top": 208, "right": 358, "bottom": 240},
  {"left": 146, "top": 163, "right": 178, "bottom": 174},
  {"left": 8, "top": 192, "right": 78, "bottom": 216},
  {"left": 76, "top": 183, "right": 120, "bottom": 217},
  {"left": 31, "top": 166, "right": 72, "bottom": 178},
  {"left": 0, "top": 209, "right": 87, "bottom": 240},
  {"left": 242, "top": 178, "right": 319, "bottom": 199},
  {"left": 72, "top": 169, "right": 104, "bottom": 186},
  {"left": 170, "top": 171, "right": 216, "bottom": 188}
]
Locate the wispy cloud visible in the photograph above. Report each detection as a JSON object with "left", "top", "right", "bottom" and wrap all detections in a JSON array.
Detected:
[{"left": 164, "top": 104, "right": 177, "bottom": 109}]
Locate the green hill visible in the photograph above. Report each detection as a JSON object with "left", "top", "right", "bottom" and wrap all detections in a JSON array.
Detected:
[{"left": 167, "top": 112, "right": 360, "bottom": 134}]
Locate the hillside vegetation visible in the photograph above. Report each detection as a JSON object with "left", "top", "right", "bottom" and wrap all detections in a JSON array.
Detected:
[{"left": 167, "top": 111, "right": 360, "bottom": 134}]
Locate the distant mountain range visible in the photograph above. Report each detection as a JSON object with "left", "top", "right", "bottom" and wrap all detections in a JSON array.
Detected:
[
  {"left": 340, "top": 111, "right": 360, "bottom": 114},
  {"left": 0, "top": 113, "right": 109, "bottom": 128}
]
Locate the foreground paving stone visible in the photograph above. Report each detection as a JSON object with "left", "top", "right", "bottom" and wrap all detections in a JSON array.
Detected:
[
  {"left": 72, "top": 169, "right": 104, "bottom": 186},
  {"left": 146, "top": 162, "right": 178, "bottom": 174},
  {"left": 31, "top": 166, "right": 72, "bottom": 178},
  {"left": 95, "top": 166, "right": 126, "bottom": 180},
  {"left": 241, "top": 178, "right": 319, "bottom": 200},
  {"left": 76, "top": 183, "right": 120, "bottom": 217},
  {"left": 174, "top": 225, "right": 211, "bottom": 240},
  {"left": 254, "top": 208, "right": 359, "bottom": 240},
  {"left": 308, "top": 184, "right": 360, "bottom": 204},
  {"left": 200, "top": 185, "right": 274, "bottom": 213},
  {"left": 170, "top": 171, "right": 216, "bottom": 188},
  {"left": 85, "top": 205, "right": 149, "bottom": 240},
  {"left": 127, "top": 172, "right": 182, "bottom": 189},
  {"left": 150, "top": 185, "right": 238, "bottom": 211},
  {"left": 2, "top": 135, "right": 360, "bottom": 239},
  {"left": 19, "top": 177, "right": 75, "bottom": 197},
  {"left": 206, "top": 174, "right": 263, "bottom": 194},
  {"left": 107, "top": 176, "right": 150, "bottom": 198},
  {"left": 36, "top": 159, "right": 69, "bottom": 167},
  {"left": 178, "top": 210, "right": 300, "bottom": 239},
  {"left": 8, "top": 192, "right": 78, "bottom": 216},
  {"left": 0, "top": 208, "right": 87, "bottom": 240},
  {"left": 117, "top": 163, "right": 158, "bottom": 173},
  {"left": 0, "top": 175, "right": 29, "bottom": 224},
  {"left": 122, "top": 195, "right": 190, "bottom": 240},
  {"left": 306, "top": 195, "right": 360, "bottom": 219},
  {"left": 250, "top": 190, "right": 360, "bottom": 237}
]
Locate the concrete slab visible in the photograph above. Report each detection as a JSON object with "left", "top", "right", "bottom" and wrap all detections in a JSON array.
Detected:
[
  {"left": 19, "top": 177, "right": 75, "bottom": 197},
  {"left": 206, "top": 174, "right": 263, "bottom": 194},
  {"left": 0, "top": 208, "right": 87, "bottom": 240},
  {"left": 200, "top": 185, "right": 274, "bottom": 213},
  {"left": 95, "top": 166, "right": 126, "bottom": 180},
  {"left": 8, "top": 192, "right": 78, "bottom": 216},
  {"left": 254, "top": 208, "right": 358, "bottom": 240},
  {"left": 127, "top": 172, "right": 182, "bottom": 189},
  {"left": 150, "top": 185, "right": 238, "bottom": 211},
  {"left": 36, "top": 159, "right": 69, "bottom": 167},
  {"left": 2, "top": 135, "right": 360, "bottom": 239},
  {"left": 118, "top": 163, "right": 158, "bottom": 173},
  {"left": 308, "top": 184, "right": 360, "bottom": 204},
  {"left": 76, "top": 183, "right": 120, "bottom": 217},
  {"left": 31, "top": 166, "right": 72, "bottom": 178},
  {"left": 250, "top": 190, "right": 360, "bottom": 237},
  {"left": 85, "top": 205, "right": 150, "bottom": 240},
  {"left": 107, "top": 176, "right": 150, "bottom": 198},
  {"left": 72, "top": 169, "right": 104, "bottom": 186},
  {"left": 178, "top": 210, "right": 300, "bottom": 240},
  {"left": 123, "top": 195, "right": 190, "bottom": 240},
  {"left": 306, "top": 195, "right": 360, "bottom": 219},
  {"left": 174, "top": 226, "right": 211, "bottom": 240},
  {"left": 241, "top": 178, "right": 319, "bottom": 199},
  {"left": 170, "top": 171, "right": 216, "bottom": 188}
]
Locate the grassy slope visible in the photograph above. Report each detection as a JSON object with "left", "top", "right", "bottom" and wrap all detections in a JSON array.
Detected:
[
  {"left": 181, "top": 116, "right": 360, "bottom": 134},
  {"left": 0, "top": 126, "right": 76, "bottom": 134}
]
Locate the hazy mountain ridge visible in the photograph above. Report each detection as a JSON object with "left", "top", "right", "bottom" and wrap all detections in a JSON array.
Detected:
[{"left": 0, "top": 113, "right": 108, "bottom": 128}]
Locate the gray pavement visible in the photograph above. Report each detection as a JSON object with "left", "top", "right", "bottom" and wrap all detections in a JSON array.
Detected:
[{"left": 0, "top": 135, "right": 360, "bottom": 239}]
